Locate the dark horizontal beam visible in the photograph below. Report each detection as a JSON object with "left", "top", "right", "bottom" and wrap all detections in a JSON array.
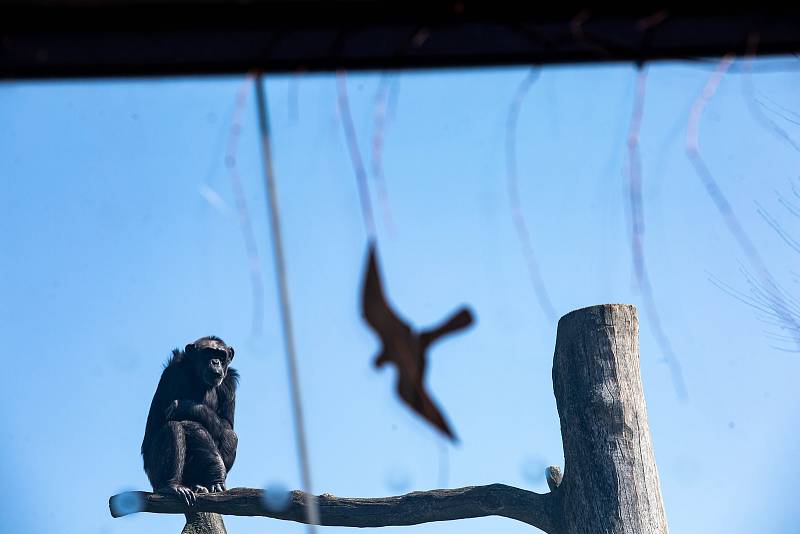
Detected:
[{"left": 2, "top": 4, "right": 799, "bottom": 79}]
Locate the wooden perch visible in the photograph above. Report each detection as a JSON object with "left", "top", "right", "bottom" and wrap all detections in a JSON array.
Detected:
[
  {"left": 111, "top": 484, "right": 556, "bottom": 531},
  {"left": 110, "top": 304, "right": 668, "bottom": 534}
]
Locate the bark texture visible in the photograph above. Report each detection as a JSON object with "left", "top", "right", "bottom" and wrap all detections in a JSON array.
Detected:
[
  {"left": 551, "top": 304, "right": 668, "bottom": 533},
  {"left": 181, "top": 513, "right": 227, "bottom": 534}
]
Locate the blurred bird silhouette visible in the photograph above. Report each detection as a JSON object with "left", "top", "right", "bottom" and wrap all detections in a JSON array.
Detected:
[{"left": 361, "top": 242, "right": 474, "bottom": 442}]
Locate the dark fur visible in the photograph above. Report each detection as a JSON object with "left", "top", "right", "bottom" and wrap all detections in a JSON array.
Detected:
[{"left": 141, "top": 336, "right": 239, "bottom": 503}]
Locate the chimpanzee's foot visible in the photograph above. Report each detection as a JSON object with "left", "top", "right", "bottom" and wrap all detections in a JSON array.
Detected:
[
  {"left": 194, "top": 485, "right": 209, "bottom": 494},
  {"left": 158, "top": 484, "right": 196, "bottom": 507},
  {"left": 210, "top": 483, "right": 226, "bottom": 493}
]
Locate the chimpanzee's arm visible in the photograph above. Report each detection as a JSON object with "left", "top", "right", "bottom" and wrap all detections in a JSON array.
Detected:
[
  {"left": 168, "top": 401, "right": 232, "bottom": 439},
  {"left": 217, "top": 392, "right": 237, "bottom": 471},
  {"left": 170, "top": 394, "right": 238, "bottom": 480},
  {"left": 141, "top": 366, "right": 179, "bottom": 457},
  {"left": 166, "top": 373, "right": 237, "bottom": 441}
]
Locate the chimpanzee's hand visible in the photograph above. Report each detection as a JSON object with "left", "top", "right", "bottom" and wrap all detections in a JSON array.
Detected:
[
  {"left": 210, "top": 482, "right": 226, "bottom": 493},
  {"left": 164, "top": 400, "right": 179, "bottom": 420},
  {"left": 165, "top": 399, "right": 197, "bottom": 421}
]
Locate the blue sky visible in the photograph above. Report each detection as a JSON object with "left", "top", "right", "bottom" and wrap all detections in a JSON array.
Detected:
[{"left": 1, "top": 58, "right": 799, "bottom": 534}]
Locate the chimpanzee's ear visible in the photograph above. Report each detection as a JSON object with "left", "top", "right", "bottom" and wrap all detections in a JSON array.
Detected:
[
  {"left": 185, "top": 343, "right": 195, "bottom": 354},
  {"left": 227, "top": 347, "right": 235, "bottom": 362}
]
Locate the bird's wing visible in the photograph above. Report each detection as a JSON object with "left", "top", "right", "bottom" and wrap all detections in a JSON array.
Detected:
[
  {"left": 420, "top": 307, "right": 474, "bottom": 349},
  {"left": 361, "top": 243, "right": 406, "bottom": 333},
  {"left": 398, "top": 378, "right": 458, "bottom": 442}
]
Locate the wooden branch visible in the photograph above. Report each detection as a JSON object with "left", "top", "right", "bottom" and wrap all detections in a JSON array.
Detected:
[{"left": 110, "top": 484, "right": 556, "bottom": 532}]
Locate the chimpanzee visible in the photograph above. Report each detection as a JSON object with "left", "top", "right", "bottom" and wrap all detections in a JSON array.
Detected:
[{"left": 141, "top": 336, "right": 239, "bottom": 506}]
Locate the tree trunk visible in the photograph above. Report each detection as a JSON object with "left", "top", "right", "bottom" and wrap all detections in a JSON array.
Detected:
[
  {"left": 181, "top": 512, "right": 226, "bottom": 534},
  {"left": 551, "top": 304, "right": 669, "bottom": 533}
]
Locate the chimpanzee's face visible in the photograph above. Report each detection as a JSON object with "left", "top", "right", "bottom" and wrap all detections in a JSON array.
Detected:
[
  {"left": 199, "top": 348, "right": 228, "bottom": 387},
  {"left": 186, "top": 337, "right": 234, "bottom": 388}
]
